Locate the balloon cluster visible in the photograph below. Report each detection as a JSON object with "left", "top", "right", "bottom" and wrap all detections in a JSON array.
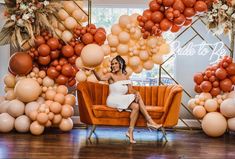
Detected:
[
  {"left": 193, "top": 56, "right": 235, "bottom": 97},
  {"left": 188, "top": 91, "right": 235, "bottom": 137},
  {"left": 137, "top": 0, "right": 208, "bottom": 38},
  {"left": 55, "top": 1, "right": 88, "bottom": 42},
  {"left": 0, "top": 70, "right": 76, "bottom": 135}
]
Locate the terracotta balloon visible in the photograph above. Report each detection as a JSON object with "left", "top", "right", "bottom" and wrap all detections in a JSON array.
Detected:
[
  {"left": 174, "top": 14, "right": 186, "bottom": 25},
  {"left": 226, "top": 63, "right": 235, "bottom": 75},
  {"left": 184, "top": 8, "right": 196, "bottom": 18},
  {"left": 220, "top": 79, "right": 232, "bottom": 92},
  {"left": 182, "top": 0, "right": 196, "bottom": 7},
  {"left": 38, "top": 56, "right": 51, "bottom": 65},
  {"left": 163, "top": 0, "right": 174, "bottom": 7},
  {"left": 61, "top": 64, "right": 73, "bottom": 77},
  {"left": 9, "top": 52, "right": 33, "bottom": 75},
  {"left": 35, "top": 35, "right": 45, "bottom": 46},
  {"left": 210, "top": 87, "right": 221, "bottom": 97},
  {"left": 62, "top": 45, "right": 74, "bottom": 58},
  {"left": 144, "top": 20, "right": 155, "bottom": 31},
  {"left": 143, "top": 9, "right": 152, "bottom": 20},
  {"left": 171, "top": 24, "right": 181, "bottom": 32},
  {"left": 151, "top": 11, "right": 164, "bottom": 23},
  {"left": 200, "top": 81, "right": 212, "bottom": 92},
  {"left": 194, "top": 72, "right": 204, "bottom": 84},
  {"left": 194, "top": 1, "right": 208, "bottom": 12},
  {"left": 215, "top": 68, "right": 227, "bottom": 80},
  {"left": 149, "top": 0, "right": 160, "bottom": 11},
  {"left": 160, "top": 19, "right": 172, "bottom": 31},
  {"left": 230, "top": 75, "right": 235, "bottom": 84},
  {"left": 47, "top": 38, "right": 59, "bottom": 50},
  {"left": 94, "top": 31, "right": 106, "bottom": 45},
  {"left": 47, "top": 67, "right": 60, "bottom": 79},
  {"left": 183, "top": 19, "right": 192, "bottom": 26},
  {"left": 82, "top": 33, "right": 94, "bottom": 45},
  {"left": 194, "top": 85, "right": 202, "bottom": 93},
  {"left": 38, "top": 44, "right": 51, "bottom": 56},
  {"left": 173, "top": 0, "right": 185, "bottom": 13},
  {"left": 56, "top": 75, "right": 68, "bottom": 85},
  {"left": 74, "top": 43, "right": 84, "bottom": 56}
]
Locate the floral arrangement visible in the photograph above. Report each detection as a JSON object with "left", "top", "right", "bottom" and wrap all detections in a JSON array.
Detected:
[
  {"left": 205, "top": 0, "right": 235, "bottom": 36},
  {"left": 0, "top": 0, "right": 61, "bottom": 50}
]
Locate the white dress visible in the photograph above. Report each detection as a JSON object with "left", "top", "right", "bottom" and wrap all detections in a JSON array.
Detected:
[{"left": 106, "top": 80, "right": 135, "bottom": 111}]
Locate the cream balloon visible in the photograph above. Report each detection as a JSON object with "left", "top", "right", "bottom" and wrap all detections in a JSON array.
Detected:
[
  {"left": 159, "top": 43, "right": 170, "bottom": 55},
  {"left": 64, "top": 94, "right": 76, "bottom": 106},
  {"left": 117, "top": 44, "right": 129, "bottom": 55},
  {"left": 204, "top": 99, "right": 218, "bottom": 112},
  {"left": 4, "top": 74, "right": 15, "bottom": 88},
  {"left": 129, "top": 56, "right": 141, "bottom": 67},
  {"left": 130, "top": 13, "right": 139, "bottom": 24},
  {"left": 72, "top": 9, "right": 84, "bottom": 21},
  {"left": 61, "top": 30, "right": 73, "bottom": 42},
  {"left": 0, "top": 113, "right": 15, "bottom": 133},
  {"left": 152, "top": 54, "right": 163, "bottom": 64},
  {"left": 56, "top": 85, "right": 68, "bottom": 95},
  {"left": 14, "top": 115, "right": 31, "bottom": 133},
  {"left": 139, "top": 50, "right": 149, "bottom": 61},
  {"left": 42, "top": 76, "right": 54, "bottom": 87},
  {"left": 61, "top": 105, "right": 74, "bottom": 118},
  {"left": 58, "top": 9, "right": 69, "bottom": 21},
  {"left": 193, "top": 106, "right": 206, "bottom": 119},
  {"left": 75, "top": 57, "right": 84, "bottom": 69},
  {"left": 25, "top": 102, "right": 40, "bottom": 116},
  {"left": 202, "top": 112, "right": 227, "bottom": 137},
  {"left": 111, "top": 24, "right": 123, "bottom": 35},
  {"left": 5, "top": 89, "right": 16, "bottom": 100},
  {"left": 0, "top": 100, "right": 10, "bottom": 113},
  {"left": 64, "top": 17, "right": 77, "bottom": 30},
  {"left": 119, "top": 15, "right": 131, "bottom": 28},
  {"left": 59, "top": 118, "right": 73, "bottom": 131},
  {"left": 107, "top": 35, "right": 119, "bottom": 47},
  {"left": 30, "top": 121, "right": 45, "bottom": 135},
  {"left": 58, "top": 23, "right": 66, "bottom": 31},
  {"left": 131, "top": 28, "right": 142, "bottom": 40},
  {"left": 147, "top": 37, "right": 158, "bottom": 48},
  {"left": 188, "top": 98, "right": 197, "bottom": 110},
  {"left": 227, "top": 91, "right": 235, "bottom": 98},
  {"left": 101, "top": 44, "right": 111, "bottom": 56},
  {"left": 81, "top": 44, "right": 105, "bottom": 68},
  {"left": 118, "top": 31, "right": 130, "bottom": 44},
  {"left": 132, "top": 64, "right": 143, "bottom": 74},
  {"left": 228, "top": 117, "right": 235, "bottom": 131},
  {"left": 143, "top": 60, "right": 154, "bottom": 70},
  {"left": 75, "top": 70, "right": 87, "bottom": 82},
  {"left": 7, "top": 99, "right": 25, "bottom": 118},
  {"left": 220, "top": 98, "right": 235, "bottom": 118},
  {"left": 199, "top": 93, "right": 212, "bottom": 101},
  {"left": 63, "top": 1, "right": 77, "bottom": 14}
]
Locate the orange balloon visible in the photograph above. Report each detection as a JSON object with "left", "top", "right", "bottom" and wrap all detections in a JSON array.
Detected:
[
  {"left": 184, "top": 8, "right": 196, "bottom": 18},
  {"left": 174, "top": 14, "right": 186, "bottom": 25},
  {"left": 163, "top": 0, "right": 174, "bottom": 7},
  {"left": 160, "top": 19, "right": 172, "bottom": 31},
  {"left": 220, "top": 79, "right": 233, "bottom": 92},
  {"left": 200, "top": 81, "right": 212, "bottom": 92},
  {"left": 171, "top": 24, "right": 181, "bottom": 32},
  {"left": 182, "top": 0, "right": 196, "bottom": 7},
  {"left": 210, "top": 87, "right": 221, "bottom": 97},
  {"left": 151, "top": 11, "right": 164, "bottom": 23},
  {"left": 183, "top": 19, "right": 192, "bottom": 26},
  {"left": 194, "top": 1, "right": 208, "bottom": 12},
  {"left": 173, "top": 0, "right": 185, "bottom": 13}
]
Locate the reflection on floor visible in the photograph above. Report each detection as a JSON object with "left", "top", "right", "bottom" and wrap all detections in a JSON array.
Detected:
[{"left": 0, "top": 126, "right": 235, "bottom": 159}]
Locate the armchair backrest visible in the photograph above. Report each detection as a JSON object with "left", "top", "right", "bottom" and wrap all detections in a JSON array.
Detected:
[{"left": 78, "top": 81, "right": 176, "bottom": 107}]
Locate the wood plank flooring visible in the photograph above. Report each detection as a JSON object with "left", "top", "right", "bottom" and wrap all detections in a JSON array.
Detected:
[{"left": 0, "top": 126, "right": 235, "bottom": 159}]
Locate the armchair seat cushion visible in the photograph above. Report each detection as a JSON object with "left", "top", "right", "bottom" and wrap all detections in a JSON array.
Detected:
[{"left": 92, "top": 105, "right": 164, "bottom": 119}]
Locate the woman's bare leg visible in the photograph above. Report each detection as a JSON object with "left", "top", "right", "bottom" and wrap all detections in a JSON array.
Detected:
[
  {"left": 136, "top": 92, "right": 162, "bottom": 128},
  {"left": 127, "top": 102, "right": 139, "bottom": 143}
]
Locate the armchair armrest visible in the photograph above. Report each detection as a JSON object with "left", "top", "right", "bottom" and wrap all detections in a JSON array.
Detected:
[
  {"left": 162, "top": 85, "right": 183, "bottom": 127},
  {"left": 77, "top": 82, "right": 95, "bottom": 124}
]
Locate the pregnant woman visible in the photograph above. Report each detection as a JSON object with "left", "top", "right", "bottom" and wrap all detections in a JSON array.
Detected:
[{"left": 89, "top": 55, "right": 162, "bottom": 144}]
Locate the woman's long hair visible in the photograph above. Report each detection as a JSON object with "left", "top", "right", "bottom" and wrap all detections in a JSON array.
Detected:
[{"left": 111, "top": 55, "right": 127, "bottom": 74}]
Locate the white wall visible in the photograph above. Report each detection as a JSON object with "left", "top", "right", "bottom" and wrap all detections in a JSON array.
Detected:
[{"left": 0, "top": 5, "right": 10, "bottom": 96}]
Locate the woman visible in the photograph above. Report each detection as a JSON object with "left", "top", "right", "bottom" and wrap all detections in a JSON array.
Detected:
[{"left": 88, "top": 55, "right": 162, "bottom": 144}]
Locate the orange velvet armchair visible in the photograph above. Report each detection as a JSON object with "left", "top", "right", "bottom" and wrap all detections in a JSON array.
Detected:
[{"left": 77, "top": 81, "right": 183, "bottom": 141}]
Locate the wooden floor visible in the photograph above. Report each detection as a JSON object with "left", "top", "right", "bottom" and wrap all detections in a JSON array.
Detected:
[{"left": 0, "top": 126, "right": 235, "bottom": 159}]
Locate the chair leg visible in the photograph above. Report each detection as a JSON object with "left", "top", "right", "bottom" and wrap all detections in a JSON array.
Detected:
[
  {"left": 160, "top": 127, "right": 168, "bottom": 142},
  {"left": 88, "top": 125, "right": 96, "bottom": 140}
]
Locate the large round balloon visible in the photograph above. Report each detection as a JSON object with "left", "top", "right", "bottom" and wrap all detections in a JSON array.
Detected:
[
  {"left": 9, "top": 52, "right": 33, "bottom": 75},
  {"left": 14, "top": 78, "right": 42, "bottom": 102},
  {"left": 80, "top": 44, "right": 105, "bottom": 68},
  {"left": 202, "top": 112, "right": 227, "bottom": 137},
  {"left": 0, "top": 113, "right": 15, "bottom": 133},
  {"left": 15, "top": 115, "right": 31, "bottom": 133},
  {"left": 220, "top": 98, "right": 235, "bottom": 118},
  {"left": 200, "top": 81, "right": 212, "bottom": 92}
]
